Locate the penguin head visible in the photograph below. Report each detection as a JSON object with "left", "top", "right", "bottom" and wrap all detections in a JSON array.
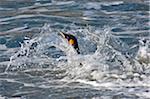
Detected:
[{"left": 59, "top": 32, "right": 80, "bottom": 54}]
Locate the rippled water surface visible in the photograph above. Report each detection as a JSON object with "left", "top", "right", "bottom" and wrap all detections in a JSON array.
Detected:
[{"left": 0, "top": 0, "right": 150, "bottom": 99}]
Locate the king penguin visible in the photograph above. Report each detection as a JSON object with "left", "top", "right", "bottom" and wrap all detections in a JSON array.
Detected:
[{"left": 59, "top": 32, "right": 80, "bottom": 54}]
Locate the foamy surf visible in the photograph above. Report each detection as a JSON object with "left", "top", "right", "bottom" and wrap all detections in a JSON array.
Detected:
[
  {"left": 4, "top": 24, "right": 149, "bottom": 83},
  {"left": 0, "top": 0, "right": 149, "bottom": 98}
]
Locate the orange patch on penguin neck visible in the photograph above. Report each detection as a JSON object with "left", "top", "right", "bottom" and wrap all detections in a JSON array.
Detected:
[{"left": 69, "top": 39, "right": 75, "bottom": 45}]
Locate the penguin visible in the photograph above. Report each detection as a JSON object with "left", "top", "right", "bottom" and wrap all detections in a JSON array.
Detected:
[{"left": 59, "top": 32, "right": 80, "bottom": 54}]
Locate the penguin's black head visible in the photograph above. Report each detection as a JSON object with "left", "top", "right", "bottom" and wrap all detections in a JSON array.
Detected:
[{"left": 59, "top": 32, "right": 80, "bottom": 54}]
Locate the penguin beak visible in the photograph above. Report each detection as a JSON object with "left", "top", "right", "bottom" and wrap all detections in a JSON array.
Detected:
[{"left": 59, "top": 32, "right": 66, "bottom": 38}]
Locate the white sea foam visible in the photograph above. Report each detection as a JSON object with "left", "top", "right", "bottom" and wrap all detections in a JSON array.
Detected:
[
  {"left": 0, "top": 0, "right": 149, "bottom": 98},
  {"left": 0, "top": 95, "right": 5, "bottom": 99},
  {"left": 4, "top": 24, "right": 149, "bottom": 89},
  {"left": 83, "top": 1, "right": 123, "bottom": 10},
  {"left": 136, "top": 39, "right": 150, "bottom": 65}
]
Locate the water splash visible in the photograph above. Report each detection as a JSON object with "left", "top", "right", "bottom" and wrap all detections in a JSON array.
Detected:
[
  {"left": 136, "top": 38, "right": 150, "bottom": 65},
  {"left": 4, "top": 23, "right": 150, "bottom": 86}
]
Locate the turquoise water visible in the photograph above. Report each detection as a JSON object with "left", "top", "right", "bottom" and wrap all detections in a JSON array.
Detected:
[{"left": 0, "top": 0, "right": 150, "bottom": 99}]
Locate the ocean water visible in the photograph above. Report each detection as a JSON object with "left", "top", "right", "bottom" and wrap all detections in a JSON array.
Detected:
[{"left": 0, "top": 0, "right": 150, "bottom": 99}]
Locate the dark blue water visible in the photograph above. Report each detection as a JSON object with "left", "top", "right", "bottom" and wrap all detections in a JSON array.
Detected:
[{"left": 0, "top": 0, "right": 150, "bottom": 99}]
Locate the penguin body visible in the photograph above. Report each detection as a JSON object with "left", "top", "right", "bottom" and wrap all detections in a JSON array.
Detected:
[{"left": 59, "top": 32, "right": 80, "bottom": 54}]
